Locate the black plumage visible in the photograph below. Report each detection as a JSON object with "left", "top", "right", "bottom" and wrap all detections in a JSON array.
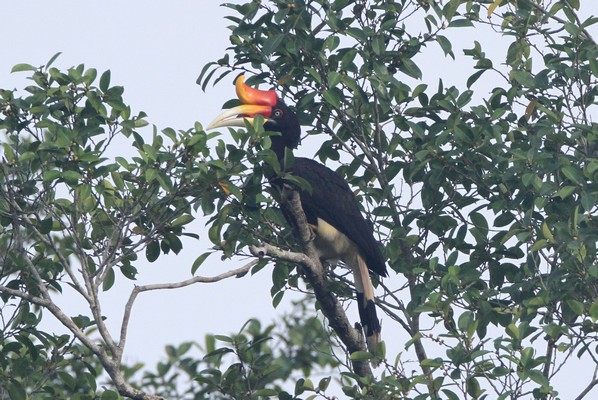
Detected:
[
  {"left": 287, "top": 157, "right": 387, "bottom": 277},
  {"left": 264, "top": 101, "right": 387, "bottom": 355},
  {"left": 263, "top": 100, "right": 386, "bottom": 277},
  {"left": 208, "top": 77, "right": 387, "bottom": 357}
]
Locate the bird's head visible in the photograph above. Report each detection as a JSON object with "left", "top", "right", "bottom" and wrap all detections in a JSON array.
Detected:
[{"left": 207, "top": 75, "right": 301, "bottom": 154}]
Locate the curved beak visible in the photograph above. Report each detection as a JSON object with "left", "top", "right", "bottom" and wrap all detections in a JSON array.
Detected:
[
  {"left": 207, "top": 74, "right": 278, "bottom": 131},
  {"left": 207, "top": 104, "right": 272, "bottom": 130}
]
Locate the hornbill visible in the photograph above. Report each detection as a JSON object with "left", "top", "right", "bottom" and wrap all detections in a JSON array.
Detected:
[{"left": 208, "top": 75, "right": 387, "bottom": 355}]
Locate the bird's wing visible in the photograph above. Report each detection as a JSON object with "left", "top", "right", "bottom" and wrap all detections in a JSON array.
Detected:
[{"left": 290, "top": 157, "right": 387, "bottom": 277}]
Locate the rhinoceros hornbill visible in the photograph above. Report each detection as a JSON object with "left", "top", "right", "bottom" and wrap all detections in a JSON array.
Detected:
[{"left": 208, "top": 75, "right": 387, "bottom": 355}]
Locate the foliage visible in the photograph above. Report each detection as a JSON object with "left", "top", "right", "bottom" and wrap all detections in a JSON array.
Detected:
[
  {"left": 1, "top": 0, "right": 597, "bottom": 399},
  {"left": 123, "top": 303, "right": 338, "bottom": 400},
  {"left": 0, "top": 50, "right": 333, "bottom": 400},
  {"left": 198, "top": 0, "right": 598, "bottom": 398},
  {"left": 0, "top": 53, "right": 258, "bottom": 399}
]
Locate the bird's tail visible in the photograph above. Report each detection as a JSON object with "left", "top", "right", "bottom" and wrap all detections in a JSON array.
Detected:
[{"left": 351, "top": 254, "right": 382, "bottom": 360}]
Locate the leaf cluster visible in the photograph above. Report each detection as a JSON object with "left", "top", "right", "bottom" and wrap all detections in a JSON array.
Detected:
[
  {"left": 198, "top": 0, "right": 598, "bottom": 398},
  {"left": 2, "top": 0, "right": 598, "bottom": 399}
]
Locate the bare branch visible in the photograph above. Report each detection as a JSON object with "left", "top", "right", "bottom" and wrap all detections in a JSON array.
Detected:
[
  {"left": 576, "top": 375, "right": 598, "bottom": 400},
  {"left": 3, "top": 194, "right": 166, "bottom": 400},
  {"left": 116, "top": 260, "right": 257, "bottom": 363},
  {"left": 0, "top": 285, "right": 51, "bottom": 308}
]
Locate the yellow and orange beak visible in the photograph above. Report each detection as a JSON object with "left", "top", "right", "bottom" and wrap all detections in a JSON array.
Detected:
[{"left": 207, "top": 75, "right": 278, "bottom": 130}]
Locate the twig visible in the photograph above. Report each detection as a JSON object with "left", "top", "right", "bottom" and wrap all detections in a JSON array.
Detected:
[
  {"left": 576, "top": 373, "right": 598, "bottom": 400},
  {"left": 0, "top": 285, "right": 50, "bottom": 308},
  {"left": 116, "top": 260, "right": 257, "bottom": 363},
  {"left": 522, "top": 0, "right": 596, "bottom": 44}
]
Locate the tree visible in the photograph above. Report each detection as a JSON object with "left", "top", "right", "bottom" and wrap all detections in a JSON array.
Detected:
[{"left": 1, "top": 0, "right": 598, "bottom": 399}]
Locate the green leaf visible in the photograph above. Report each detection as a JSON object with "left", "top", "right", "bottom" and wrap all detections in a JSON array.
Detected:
[
  {"left": 199, "top": 68, "right": 218, "bottom": 92},
  {"left": 527, "top": 369, "right": 550, "bottom": 387},
  {"left": 412, "top": 83, "right": 428, "bottom": 98},
  {"left": 100, "top": 70, "right": 111, "bottom": 92},
  {"left": 561, "top": 165, "right": 583, "bottom": 184},
  {"left": 322, "top": 88, "right": 341, "bottom": 108},
  {"left": 191, "top": 252, "right": 211, "bottom": 275},
  {"left": 272, "top": 291, "right": 284, "bottom": 308},
  {"left": 196, "top": 61, "right": 217, "bottom": 89},
  {"left": 146, "top": 240, "right": 160, "bottom": 262},
  {"left": 566, "top": 299, "right": 584, "bottom": 316},
  {"left": 555, "top": 185, "right": 577, "bottom": 199},
  {"left": 589, "top": 57, "right": 598, "bottom": 78},
  {"left": 420, "top": 357, "right": 443, "bottom": 367},
  {"left": 436, "top": 35, "right": 453, "bottom": 58},
  {"left": 444, "top": 0, "right": 460, "bottom": 22},
  {"left": 83, "top": 67, "right": 98, "bottom": 85},
  {"left": 100, "top": 389, "right": 120, "bottom": 400},
  {"left": 172, "top": 214, "right": 194, "bottom": 227},
  {"left": 582, "top": 191, "right": 596, "bottom": 212},
  {"left": 156, "top": 171, "right": 174, "bottom": 193},
  {"left": 145, "top": 168, "right": 157, "bottom": 182},
  {"left": 457, "top": 311, "right": 474, "bottom": 334},
  {"left": 448, "top": 18, "right": 474, "bottom": 28},
  {"left": 263, "top": 34, "right": 285, "bottom": 56},
  {"left": 399, "top": 57, "right": 422, "bottom": 80},
  {"left": 63, "top": 170, "right": 83, "bottom": 185},
  {"left": 213, "top": 334, "right": 233, "bottom": 343},
  {"left": 162, "top": 127, "right": 177, "bottom": 142},
  {"left": 467, "top": 69, "right": 486, "bottom": 88},
  {"left": 512, "top": 70, "right": 536, "bottom": 88},
  {"left": 45, "top": 52, "right": 62, "bottom": 69},
  {"left": 530, "top": 239, "right": 548, "bottom": 252},
  {"left": 466, "top": 376, "right": 481, "bottom": 398},
  {"left": 541, "top": 222, "right": 555, "bottom": 243},
  {"left": 7, "top": 380, "right": 26, "bottom": 400},
  {"left": 11, "top": 63, "right": 37, "bottom": 73},
  {"left": 254, "top": 389, "right": 278, "bottom": 396},
  {"left": 543, "top": 322, "right": 565, "bottom": 339},
  {"left": 494, "top": 212, "right": 514, "bottom": 227},
  {"left": 110, "top": 171, "right": 125, "bottom": 191},
  {"left": 470, "top": 211, "right": 488, "bottom": 233},
  {"left": 302, "top": 378, "right": 314, "bottom": 390},
  {"left": 349, "top": 351, "right": 373, "bottom": 361},
  {"left": 39, "top": 217, "right": 53, "bottom": 234},
  {"left": 120, "top": 263, "right": 138, "bottom": 280},
  {"left": 328, "top": 71, "right": 342, "bottom": 87},
  {"left": 441, "top": 389, "right": 461, "bottom": 400},
  {"left": 208, "top": 222, "right": 222, "bottom": 245},
  {"left": 102, "top": 268, "right": 115, "bottom": 291},
  {"left": 487, "top": 0, "right": 501, "bottom": 17},
  {"left": 506, "top": 323, "right": 520, "bottom": 340},
  {"left": 318, "top": 376, "right": 331, "bottom": 391}
]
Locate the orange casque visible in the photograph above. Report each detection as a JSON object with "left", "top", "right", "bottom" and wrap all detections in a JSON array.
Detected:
[{"left": 235, "top": 75, "right": 278, "bottom": 107}]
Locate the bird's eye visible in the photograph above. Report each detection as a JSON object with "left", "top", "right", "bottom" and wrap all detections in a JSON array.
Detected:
[{"left": 273, "top": 109, "right": 283, "bottom": 118}]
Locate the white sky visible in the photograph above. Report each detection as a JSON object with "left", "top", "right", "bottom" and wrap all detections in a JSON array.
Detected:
[{"left": 2, "top": 1, "right": 598, "bottom": 398}]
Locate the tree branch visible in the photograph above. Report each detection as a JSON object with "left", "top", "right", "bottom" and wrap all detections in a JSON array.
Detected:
[
  {"left": 576, "top": 369, "right": 598, "bottom": 400},
  {"left": 1, "top": 167, "right": 166, "bottom": 400},
  {"left": 521, "top": 0, "right": 596, "bottom": 44},
  {"left": 116, "top": 260, "right": 256, "bottom": 364},
  {"left": 250, "top": 186, "right": 373, "bottom": 378}
]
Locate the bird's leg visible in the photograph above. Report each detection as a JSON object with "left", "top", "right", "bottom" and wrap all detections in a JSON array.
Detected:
[{"left": 307, "top": 223, "right": 318, "bottom": 243}]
